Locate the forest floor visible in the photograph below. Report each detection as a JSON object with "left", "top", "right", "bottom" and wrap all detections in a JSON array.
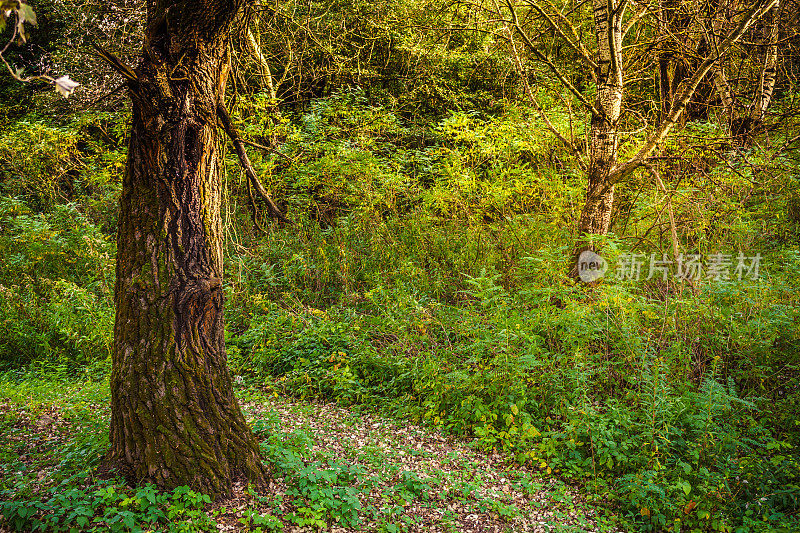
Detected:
[{"left": 0, "top": 378, "right": 614, "bottom": 532}]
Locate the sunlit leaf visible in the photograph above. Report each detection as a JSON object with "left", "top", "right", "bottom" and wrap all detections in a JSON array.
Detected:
[
  {"left": 54, "top": 75, "right": 80, "bottom": 98},
  {"left": 15, "top": 2, "right": 36, "bottom": 42}
]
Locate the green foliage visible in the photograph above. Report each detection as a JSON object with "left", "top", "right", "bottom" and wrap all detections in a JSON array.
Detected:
[
  {"left": 228, "top": 90, "right": 582, "bottom": 229},
  {"left": 0, "top": 198, "right": 114, "bottom": 373},
  {"left": 0, "top": 114, "right": 125, "bottom": 221},
  {"left": 0, "top": 112, "right": 122, "bottom": 375},
  {"left": 248, "top": 0, "right": 515, "bottom": 114},
  {"left": 0, "top": 375, "right": 219, "bottom": 532},
  {"left": 0, "top": 482, "right": 217, "bottom": 532},
  {"left": 1, "top": 75, "right": 799, "bottom": 533},
  {"left": 227, "top": 251, "right": 799, "bottom": 531},
  {"left": 218, "top": 97, "right": 800, "bottom": 531}
]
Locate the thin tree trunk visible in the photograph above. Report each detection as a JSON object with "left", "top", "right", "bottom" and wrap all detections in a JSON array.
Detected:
[
  {"left": 737, "top": 2, "right": 781, "bottom": 144},
  {"left": 657, "top": 0, "right": 678, "bottom": 121},
  {"left": 710, "top": 0, "right": 738, "bottom": 128},
  {"left": 106, "top": 0, "right": 267, "bottom": 499},
  {"left": 569, "top": 0, "right": 624, "bottom": 278},
  {"left": 713, "top": 64, "right": 735, "bottom": 123},
  {"left": 246, "top": 26, "right": 277, "bottom": 102},
  {"left": 752, "top": 4, "right": 780, "bottom": 123}
]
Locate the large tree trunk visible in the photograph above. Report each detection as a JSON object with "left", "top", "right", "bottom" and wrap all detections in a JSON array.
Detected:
[
  {"left": 106, "top": 0, "right": 267, "bottom": 499},
  {"left": 570, "top": 0, "right": 624, "bottom": 278}
]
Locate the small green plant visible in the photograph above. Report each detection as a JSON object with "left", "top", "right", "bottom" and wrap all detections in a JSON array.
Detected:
[
  {"left": 239, "top": 507, "right": 283, "bottom": 532},
  {"left": 0, "top": 481, "right": 217, "bottom": 532}
]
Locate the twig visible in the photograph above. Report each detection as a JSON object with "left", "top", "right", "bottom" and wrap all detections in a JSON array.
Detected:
[
  {"left": 240, "top": 138, "right": 293, "bottom": 161},
  {"left": 644, "top": 163, "right": 680, "bottom": 261},
  {"left": 217, "top": 103, "right": 290, "bottom": 224},
  {"left": 89, "top": 40, "right": 138, "bottom": 83}
]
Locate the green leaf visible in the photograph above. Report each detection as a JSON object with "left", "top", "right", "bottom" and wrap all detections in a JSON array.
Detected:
[
  {"left": 14, "top": 3, "right": 36, "bottom": 42},
  {"left": 17, "top": 3, "right": 36, "bottom": 26}
]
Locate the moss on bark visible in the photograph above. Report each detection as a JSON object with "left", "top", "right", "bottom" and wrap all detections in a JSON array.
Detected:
[{"left": 105, "top": 0, "right": 267, "bottom": 500}]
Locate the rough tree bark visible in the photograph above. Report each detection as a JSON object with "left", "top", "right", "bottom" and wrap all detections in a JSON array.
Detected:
[{"left": 106, "top": 0, "right": 267, "bottom": 499}]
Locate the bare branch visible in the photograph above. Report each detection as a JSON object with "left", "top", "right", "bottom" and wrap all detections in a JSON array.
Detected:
[
  {"left": 90, "top": 40, "right": 138, "bottom": 83},
  {"left": 609, "top": 0, "right": 779, "bottom": 183},
  {"left": 506, "top": 0, "right": 600, "bottom": 116},
  {"left": 524, "top": 0, "right": 598, "bottom": 70},
  {"left": 216, "top": 103, "right": 290, "bottom": 223},
  {"left": 644, "top": 163, "right": 680, "bottom": 260},
  {"left": 623, "top": 1, "right": 650, "bottom": 36},
  {"left": 506, "top": 25, "right": 587, "bottom": 168}
]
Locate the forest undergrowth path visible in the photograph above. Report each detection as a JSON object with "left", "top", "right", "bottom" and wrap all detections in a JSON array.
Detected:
[
  {"left": 0, "top": 383, "right": 611, "bottom": 532},
  {"left": 227, "top": 392, "right": 610, "bottom": 532}
]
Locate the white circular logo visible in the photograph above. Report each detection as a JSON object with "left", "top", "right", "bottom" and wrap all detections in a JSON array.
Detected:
[{"left": 578, "top": 250, "right": 607, "bottom": 282}]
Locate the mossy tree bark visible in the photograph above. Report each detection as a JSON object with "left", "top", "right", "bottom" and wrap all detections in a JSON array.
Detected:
[{"left": 106, "top": 0, "right": 267, "bottom": 499}]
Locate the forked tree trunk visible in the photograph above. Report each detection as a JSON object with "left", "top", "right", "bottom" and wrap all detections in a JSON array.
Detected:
[
  {"left": 106, "top": 0, "right": 267, "bottom": 499},
  {"left": 569, "top": 0, "right": 777, "bottom": 279},
  {"left": 570, "top": 0, "right": 624, "bottom": 277}
]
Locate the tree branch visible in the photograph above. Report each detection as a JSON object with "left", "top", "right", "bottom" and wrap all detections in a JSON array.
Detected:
[
  {"left": 90, "top": 40, "right": 138, "bottom": 83},
  {"left": 608, "top": 0, "right": 779, "bottom": 183},
  {"left": 216, "top": 103, "right": 290, "bottom": 223},
  {"left": 505, "top": 24, "right": 587, "bottom": 168},
  {"left": 525, "top": 0, "right": 598, "bottom": 71},
  {"left": 622, "top": 1, "right": 650, "bottom": 37},
  {"left": 644, "top": 163, "right": 680, "bottom": 260},
  {"left": 506, "top": 0, "right": 600, "bottom": 117}
]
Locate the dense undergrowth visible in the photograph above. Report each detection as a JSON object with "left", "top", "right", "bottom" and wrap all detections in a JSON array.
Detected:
[{"left": 1, "top": 91, "right": 799, "bottom": 532}]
